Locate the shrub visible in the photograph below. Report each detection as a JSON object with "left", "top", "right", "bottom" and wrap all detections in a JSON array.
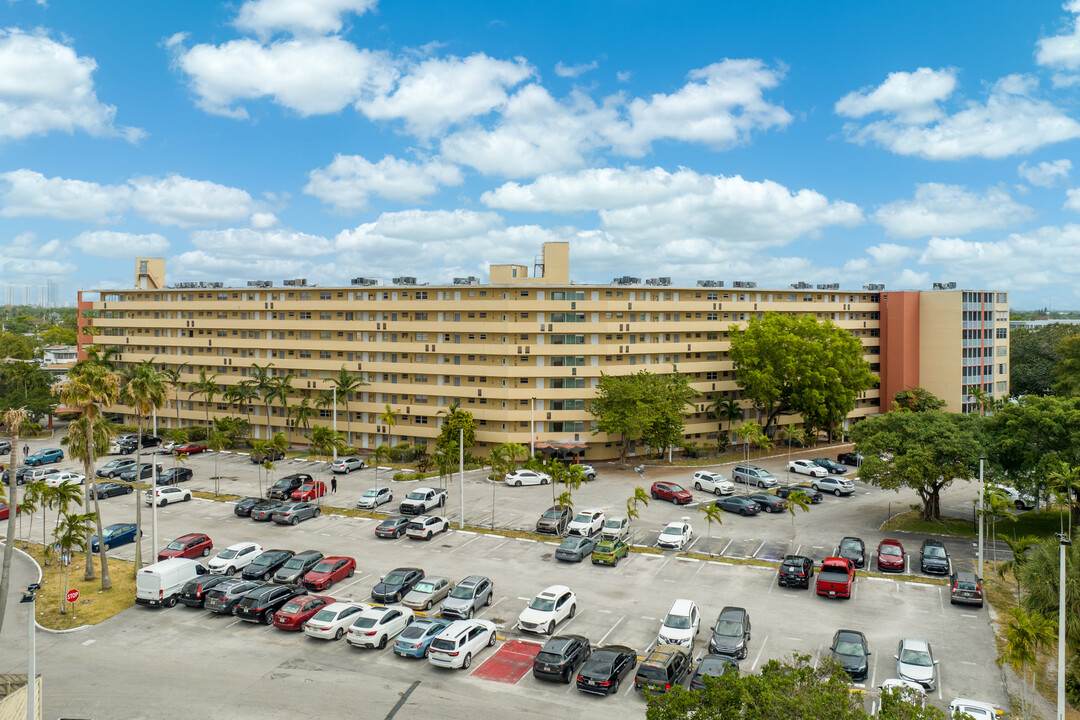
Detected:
[
  {"left": 187, "top": 426, "right": 207, "bottom": 441},
  {"left": 681, "top": 442, "right": 706, "bottom": 459}
]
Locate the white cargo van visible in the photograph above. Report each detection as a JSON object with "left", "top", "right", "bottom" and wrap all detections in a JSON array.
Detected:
[{"left": 136, "top": 558, "right": 206, "bottom": 608}]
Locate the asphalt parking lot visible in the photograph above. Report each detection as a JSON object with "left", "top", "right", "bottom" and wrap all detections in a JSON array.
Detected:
[{"left": 1, "top": 438, "right": 1009, "bottom": 719}]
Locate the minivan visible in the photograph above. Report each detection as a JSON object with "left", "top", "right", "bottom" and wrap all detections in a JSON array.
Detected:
[{"left": 731, "top": 465, "right": 778, "bottom": 488}]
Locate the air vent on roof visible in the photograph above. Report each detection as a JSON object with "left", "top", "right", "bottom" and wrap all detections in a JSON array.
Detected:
[
  {"left": 790, "top": 281, "right": 812, "bottom": 290},
  {"left": 645, "top": 277, "right": 671, "bottom": 286},
  {"left": 816, "top": 283, "right": 839, "bottom": 290},
  {"left": 932, "top": 282, "right": 957, "bottom": 290},
  {"left": 611, "top": 276, "right": 641, "bottom": 285},
  {"left": 392, "top": 277, "right": 417, "bottom": 286},
  {"left": 863, "top": 283, "right": 885, "bottom": 291},
  {"left": 247, "top": 280, "right": 273, "bottom": 288},
  {"left": 696, "top": 280, "right": 724, "bottom": 287},
  {"left": 282, "top": 279, "right": 307, "bottom": 287},
  {"left": 453, "top": 276, "right": 481, "bottom": 285},
  {"left": 732, "top": 281, "right": 757, "bottom": 289},
  {"left": 351, "top": 277, "right": 378, "bottom": 286}
]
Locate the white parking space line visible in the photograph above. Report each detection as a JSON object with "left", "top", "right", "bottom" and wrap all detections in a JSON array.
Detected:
[
  {"left": 869, "top": 651, "right": 877, "bottom": 688},
  {"left": 330, "top": 573, "right": 371, "bottom": 599},
  {"left": 449, "top": 535, "right": 483, "bottom": 554},
  {"left": 719, "top": 539, "right": 733, "bottom": 555},
  {"left": 482, "top": 539, "right": 511, "bottom": 557},
  {"left": 749, "top": 634, "right": 768, "bottom": 671},
  {"left": 476, "top": 596, "right": 504, "bottom": 618},
  {"left": 650, "top": 556, "right": 673, "bottom": 579},
  {"left": 597, "top": 615, "right": 624, "bottom": 645},
  {"left": 750, "top": 540, "right": 766, "bottom": 558}
]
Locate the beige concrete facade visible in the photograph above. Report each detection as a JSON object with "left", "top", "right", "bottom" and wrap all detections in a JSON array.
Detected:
[{"left": 75, "top": 244, "right": 1001, "bottom": 460}]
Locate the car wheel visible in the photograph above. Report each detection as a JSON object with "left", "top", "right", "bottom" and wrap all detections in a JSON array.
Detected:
[
  {"left": 422, "top": 600, "right": 430, "bottom": 610},
  {"left": 758, "top": 480, "right": 766, "bottom": 488},
  {"left": 834, "top": 489, "right": 842, "bottom": 497},
  {"left": 568, "top": 604, "right": 576, "bottom": 619},
  {"left": 348, "top": 568, "right": 355, "bottom": 578},
  {"left": 612, "top": 677, "right": 620, "bottom": 693},
  {"left": 378, "top": 635, "right": 387, "bottom": 649},
  {"left": 812, "top": 484, "right": 820, "bottom": 492},
  {"left": 613, "top": 556, "right": 619, "bottom": 566},
  {"left": 202, "top": 547, "right": 210, "bottom": 557},
  {"left": 740, "top": 647, "right": 748, "bottom": 660},
  {"left": 314, "top": 509, "right": 321, "bottom": 517},
  {"left": 103, "top": 542, "right": 110, "bottom": 552},
  {"left": 740, "top": 509, "right": 748, "bottom": 516},
  {"left": 264, "top": 572, "right": 272, "bottom": 581},
  {"left": 291, "top": 517, "right": 299, "bottom": 525},
  {"left": 166, "top": 595, "right": 177, "bottom": 607},
  {"left": 466, "top": 607, "right": 474, "bottom": 619},
  {"left": 264, "top": 610, "right": 274, "bottom": 625},
  {"left": 160, "top": 498, "right": 168, "bottom": 506},
  {"left": 462, "top": 653, "right": 472, "bottom": 669},
  {"left": 714, "top": 487, "right": 721, "bottom": 496},
  {"left": 694, "top": 482, "right": 702, "bottom": 491},
  {"left": 125, "top": 486, "right": 133, "bottom": 495},
  {"left": 184, "top": 494, "right": 191, "bottom": 502},
  {"left": 1015, "top": 500, "right": 1025, "bottom": 510},
  {"left": 488, "top": 631, "right": 496, "bottom": 647},
  {"left": 426, "top": 532, "right": 432, "bottom": 540},
  {"left": 515, "top": 481, "right": 522, "bottom": 487},
  {"left": 546, "top": 621, "right": 554, "bottom": 635},
  {"left": 485, "top": 591, "right": 492, "bottom": 606}
]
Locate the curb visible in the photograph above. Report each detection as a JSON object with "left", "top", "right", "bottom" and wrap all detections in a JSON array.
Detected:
[{"left": 12, "top": 545, "right": 92, "bottom": 634}]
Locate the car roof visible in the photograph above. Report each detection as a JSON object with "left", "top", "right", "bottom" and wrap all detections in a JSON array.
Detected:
[
  {"left": 293, "top": 550, "right": 322, "bottom": 559},
  {"left": 781, "top": 554, "right": 810, "bottom": 563},
  {"left": 538, "top": 584, "right": 571, "bottom": 597},
  {"left": 643, "top": 644, "right": 688, "bottom": 665},
  {"left": 227, "top": 541, "right": 259, "bottom": 550},
  {"left": 575, "top": 508, "right": 602, "bottom": 514},
  {"left": 175, "top": 533, "right": 206, "bottom": 541},
  {"left": 668, "top": 598, "right": 696, "bottom": 614},
  {"left": 954, "top": 570, "right": 979, "bottom": 580},
  {"left": 458, "top": 575, "right": 488, "bottom": 586},
  {"left": 718, "top": 606, "right": 747, "bottom": 620},
  {"left": 662, "top": 520, "right": 687, "bottom": 529},
  {"left": 322, "top": 601, "right": 360, "bottom": 612},
  {"left": 899, "top": 637, "right": 930, "bottom": 651},
  {"left": 836, "top": 629, "right": 865, "bottom": 641}
]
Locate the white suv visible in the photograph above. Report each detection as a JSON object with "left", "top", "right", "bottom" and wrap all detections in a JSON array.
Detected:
[
  {"left": 691, "top": 470, "right": 734, "bottom": 495},
  {"left": 517, "top": 585, "right": 577, "bottom": 635},
  {"left": 208, "top": 542, "right": 263, "bottom": 575},
  {"left": 657, "top": 598, "right": 700, "bottom": 648},
  {"left": 427, "top": 619, "right": 497, "bottom": 669},
  {"left": 811, "top": 476, "right": 855, "bottom": 496},
  {"left": 144, "top": 486, "right": 192, "bottom": 506},
  {"left": 566, "top": 509, "right": 605, "bottom": 537}
]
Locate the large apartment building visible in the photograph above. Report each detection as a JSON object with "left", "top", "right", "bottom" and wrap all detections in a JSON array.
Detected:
[{"left": 76, "top": 244, "right": 1008, "bottom": 460}]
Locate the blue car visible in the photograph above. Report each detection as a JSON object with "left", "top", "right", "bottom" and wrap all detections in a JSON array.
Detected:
[
  {"left": 392, "top": 618, "right": 453, "bottom": 658},
  {"left": 25, "top": 448, "right": 64, "bottom": 466},
  {"left": 90, "top": 523, "right": 140, "bottom": 552}
]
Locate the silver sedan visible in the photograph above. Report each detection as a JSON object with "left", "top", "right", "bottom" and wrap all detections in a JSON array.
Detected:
[{"left": 402, "top": 576, "right": 453, "bottom": 611}]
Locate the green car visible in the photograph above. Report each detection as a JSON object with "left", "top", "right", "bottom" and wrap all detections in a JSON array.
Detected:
[{"left": 592, "top": 539, "right": 629, "bottom": 566}]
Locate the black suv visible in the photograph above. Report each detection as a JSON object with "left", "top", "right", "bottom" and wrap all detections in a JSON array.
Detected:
[
  {"left": 920, "top": 539, "right": 951, "bottom": 575},
  {"left": 266, "top": 473, "right": 311, "bottom": 500},
  {"left": 950, "top": 571, "right": 983, "bottom": 607},
  {"left": 708, "top": 607, "right": 752, "bottom": 658},
  {"left": 178, "top": 575, "right": 232, "bottom": 608},
  {"left": 635, "top": 644, "right": 692, "bottom": 693},
  {"left": 532, "top": 634, "right": 591, "bottom": 683},
  {"left": 242, "top": 549, "right": 295, "bottom": 581},
  {"left": 272, "top": 550, "right": 324, "bottom": 585},
  {"left": 234, "top": 584, "right": 303, "bottom": 624},
  {"left": 777, "top": 555, "right": 815, "bottom": 589},
  {"left": 233, "top": 497, "right": 264, "bottom": 517},
  {"left": 837, "top": 536, "right": 866, "bottom": 568}
]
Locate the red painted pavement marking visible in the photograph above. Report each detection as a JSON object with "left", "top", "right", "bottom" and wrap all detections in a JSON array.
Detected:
[{"left": 471, "top": 639, "right": 543, "bottom": 684}]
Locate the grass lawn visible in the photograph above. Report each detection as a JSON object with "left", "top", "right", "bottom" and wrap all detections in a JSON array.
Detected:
[
  {"left": 882, "top": 508, "right": 1069, "bottom": 539},
  {"left": 17, "top": 543, "right": 136, "bottom": 630}
]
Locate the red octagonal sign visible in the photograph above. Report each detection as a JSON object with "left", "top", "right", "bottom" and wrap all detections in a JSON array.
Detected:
[{"left": 66, "top": 589, "right": 79, "bottom": 603}]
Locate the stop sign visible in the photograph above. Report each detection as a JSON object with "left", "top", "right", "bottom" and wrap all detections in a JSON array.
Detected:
[{"left": 66, "top": 589, "right": 80, "bottom": 603}]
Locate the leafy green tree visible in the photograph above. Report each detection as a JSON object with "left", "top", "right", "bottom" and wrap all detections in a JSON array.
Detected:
[
  {"left": 893, "top": 386, "right": 946, "bottom": 412},
  {"left": 641, "top": 370, "right": 697, "bottom": 456},
  {"left": 1047, "top": 460, "right": 1080, "bottom": 529},
  {"left": 187, "top": 368, "right": 220, "bottom": 430},
  {"left": 728, "top": 312, "right": 878, "bottom": 438},
  {"left": 707, "top": 394, "right": 743, "bottom": 451},
  {"left": 0, "top": 361, "right": 57, "bottom": 418},
  {"left": 0, "top": 330, "right": 34, "bottom": 359},
  {"left": 852, "top": 410, "right": 983, "bottom": 521},
  {"left": 1017, "top": 535, "right": 1080, "bottom": 655},
  {"left": 983, "top": 395, "right": 1080, "bottom": 499},
  {"left": 39, "top": 326, "right": 77, "bottom": 345},
  {"left": 223, "top": 378, "right": 257, "bottom": 428},
  {"left": 589, "top": 368, "right": 695, "bottom": 461},
  {"left": 735, "top": 421, "right": 772, "bottom": 458},
  {"left": 1010, "top": 324, "right": 1078, "bottom": 397},
  {"left": 378, "top": 403, "right": 400, "bottom": 448},
  {"left": 309, "top": 425, "right": 346, "bottom": 460},
  {"left": 1054, "top": 335, "right": 1080, "bottom": 397},
  {"left": 436, "top": 402, "right": 475, "bottom": 457}
]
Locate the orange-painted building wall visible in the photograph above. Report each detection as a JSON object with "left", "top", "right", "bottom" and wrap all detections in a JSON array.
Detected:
[{"left": 879, "top": 291, "right": 921, "bottom": 410}]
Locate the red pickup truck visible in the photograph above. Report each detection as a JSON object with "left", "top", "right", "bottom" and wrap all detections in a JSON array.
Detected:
[{"left": 816, "top": 557, "right": 855, "bottom": 599}]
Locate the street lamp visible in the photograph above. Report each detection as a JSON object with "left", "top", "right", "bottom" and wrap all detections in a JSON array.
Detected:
[
  {"left": 978, "top": 456, "right": 985, "bottom": 579},
  {"left": 21, "top": 582, "right": 39, "bottom": 720},
  {"left": 1057, "top": 531, "right": 1071, "bottom": 720}
]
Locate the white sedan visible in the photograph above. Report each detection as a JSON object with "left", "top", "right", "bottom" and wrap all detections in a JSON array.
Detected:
[
  {"left": 144, "top": 486, "right": 192, "bottom": 506},
  {"left": 504, "top": 469, "right": 551, "bottom": 486},
  {"left": 566, "top": 509, "right": 605, "bottom": 537},
  {"left": 657, "top": 519, "right": 694, "bottom": 550},
  {"left": 45, "top": 472, "right": 85, "bottom": 487},
  {"left": 691, "top": 470, "right": 735, "bottom": 495},
  {"left": 304, "top": 602, "right": 369, "bottom": 641},
  {"left": 346, "top": 606, "right": 415, "bottom": 649},
  {"left": 517, "top": 585, "right": 576, "bottom": 635},
  {"left": 208, "top": 541, "right": 263, "bottom": 575},
  {"left": 787, "top": 459, "right": 828, "bottom": 478},
  {"left": 356, "top": 486, "right": 393, "bottom": 509}
]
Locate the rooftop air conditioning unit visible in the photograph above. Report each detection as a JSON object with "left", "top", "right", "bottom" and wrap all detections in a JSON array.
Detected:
[
  {"left": 863, "top": 283, "right": 884, "bottom": 291},
  {"left": 696, "top": 280, "right": 724, "bottom": 287},
  {"left": 350, "top": 278, "right": 378, "bottom": 286},
  {"left": 392, "top": 277, "right": 418, "bottom": 286},
  {"left": 790, "top": 281, "right": 812, "bottom": 290},
  {"left": 816, "top": 283, "right": 839, "bottom": 290},
  {"left": 732, "top": 281, "right": 757, "bottom": 289}
]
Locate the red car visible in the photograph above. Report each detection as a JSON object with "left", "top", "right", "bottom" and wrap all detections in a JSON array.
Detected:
[
  {"left": 876, "top": 539, "right": 906, "bottom": 572},
  {"left": 174, "top": 443, "right": 207, "bottom": 455},
  {"left": 0, "top": 502, "right": 9, "bottom": 520},
  {"left": 157, "top": 533, "right": 213, "bottom": 561},
  {"left": 302, "top": 556, "right": 357, "bottom": 591},
  {"left": 272, "top": 594, "right": 334, "bottom": 631},
  {"left": 650, "top": 481, "right": 693, "bottom": 505},
  {"left": 291, "top": 481, "right": 327, "bottom": 502}
]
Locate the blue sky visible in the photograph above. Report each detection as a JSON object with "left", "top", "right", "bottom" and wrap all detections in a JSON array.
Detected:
[{"left": 3, "top": 0, "right": 1080, "bottom": 309}]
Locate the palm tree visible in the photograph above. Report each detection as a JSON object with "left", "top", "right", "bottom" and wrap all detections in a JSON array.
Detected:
[
  {"left": 1046, "top": 460, "right": 1080, "bottom": 530},
  {"left": 270, "top": 372, "right": 296, "bottom": 444},
  {"left": 207, "top": 429, "right": 230, "bottom": 497},
  {"left": 59, "top": 358, "right": 121, "bottom": 585},
  {"left": 119, "top": 360, "right": 168, "bottom": 574},
  {"left": 707, "top": 394, "right": 742, "bottom": 451},
  {"left": 625, "top": 486, "right": 650, "bottom": 544},
  {"left": 697, "top": 502, "right": 724, "bottom": 544},
  {"left": 979, "top": 487, "right": 1014, "bottom": 565},
  {"left": 310, "top": 425, "right": 347, "bottom": 460},
  {"left": 997, "top": 607, "right": 1057, "bottom": 720},
  {"left": 1017, "top": 535, "right": 1080, "bottom": 653},
  {"left": 227, "top": 379, "right": 259, "bottom": 427},
  {"left": 44, "top": 481, "right": 85, "bottom": 564},
  {"left": 379, "top": 403, "right": 400, "bottom": 449},
  {"left": 330, "top": 365, "right": 368, "bottom": 447},
  {"left": 996, "top": 534, "right": 1042, "bottom": 602},
  {"left": 19, "top": 479, "right": 44, "bottom": 549},
  {"left": 291, "top": 397, "right": 316, "bottom": 445},
  {"left": 784, "top": 489, "right": 812, "bottom": 539},
  {"left": 159, "top": 362, "right": 188, "bottom": 431},
  {"left": 187, "top": 368, "right": 220, "bottom": 430},
  {"left": 371, "top": 443, "right": 390, "bottom": 493},
  {"left": 53, "top": 511, "right": 96, "bottom": 616},
  {"left": 250, "top": 362, "right": 277, "bottom": 441},
  {"left": 0, "top": 406, "right": 27, "bottom": 637}
]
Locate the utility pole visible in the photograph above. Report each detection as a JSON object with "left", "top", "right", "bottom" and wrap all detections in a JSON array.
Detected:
[
  {"left": 977, "top": 456, "right": 985, "bottom": 579},
  {"left": 332, "top": 386, "right": 338, "bottom": 463},
  {"left": 153, "top": 408, "right": 158, "bottom": 558},
  {"left": 458, "top": 427, "right": 465, "bottom": 530},
  {"left": 1057, "top": 531, "right": 1071, "bottom": 720}
]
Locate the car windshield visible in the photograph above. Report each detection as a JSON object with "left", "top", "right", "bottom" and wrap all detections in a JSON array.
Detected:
[
  {"left": 698, "top": 658, "right": 734, "bottom": 676},
  {"left": 881, "top": 545, "right": 902, "bottom": 556},
  {"left": 281, "top": 602, "right": 303, "bottom": 613},
  {"left": 383, "top": 572, "right": 407, "bottom": 584},
  {"left": 166, "top": 541, "right": 184, "bottom": 550},
  {"left": 413, "top": 581, "right": 436, "bottom": 594},
  {"left": 603, "top": 519, "right": 621, "bottom": 528},
  {"left": 362, "top": 489, "right": 378, "bottom": 497},
  {"left": 924, "top": 546, "right": 946, "bottom": 558},
  {"left": 541, "top": 508, "right": 564, "bottom": 519},
  {"left": 840, "top": 540, "right": 861, "bottom": 551},
  {"left": 283, "top": 557, "right": 307, "bottom": 569},
  {"left": 378, "top": 519, "right": 400, "bottom": 528},
  {"left": 312, "top": 562, "right": 334, "bottom": 573},
  {"left": 312, "top": 609, "right": 337, "bottom": 622},
  {"left": 637, "top": 666, "right": 669, "bottom": 683},
  {"left": 351, "top": 616, "right": 376, "bottom": 629},
  {"left": 714, "top": 620, "right": 743, "bottom": 637},
  {"left": 664, "top": 613, "right": 692, "bottom": 630},
  {"left": 669, "top": 484, "right": 686, "bottom": 492},
  {"left": 660, "top": 527, "right": 681, "bottom": 537},
  {"left": 272, "top": 479, "right": 291, "bottom": 488},
  {"left": 449, "top": 585, "right": 475, "bottom": 599},
  {"left": 218, "top": 549, "right": 238, "bottom": 559},
  {"left": 406, "top": 492, "right": 427, "bottom": 500},
  {"left": 572, "top": 513, "right": 592, "bottom": 523},
  {"left": 900, "top": 648, "right": 932, "bottom": 666},
  {"left": 250, "top": 555, "right": 271, "bottom": 566},
  {"left": 529, "top": 597, "right": 556, "bottom": 612},
  {"left": 537, "top": 651, "right": 565, "bottom": 663},
  {"left": 835, "top": 640, "right": 864, "bottom": 656}
]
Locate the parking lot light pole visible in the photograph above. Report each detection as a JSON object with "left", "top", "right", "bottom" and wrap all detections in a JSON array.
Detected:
[
  {"left": 978, "top": 456, "right": 985, "bottom": 579},
  {"left": 1057, "top": 531, "right": 1071, "bottom": 720},
  {"left": 332, "top": 386, "right": 337, "bottom": 464},
  {"left": 153, "top": 408, "right": 158, "bottom": 557},
  {"left": 458, "top": 427, "right": 464, "bottom": 530},
  {"left": 21, "top": 583, "right": 39, "bottom": 720}
]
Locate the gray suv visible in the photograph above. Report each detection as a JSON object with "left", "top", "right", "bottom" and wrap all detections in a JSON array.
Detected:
[
  {"left": 440, "top": 575, "right": 493, "bottom": 620},
  {"left": 535, "top": 505, "right": 571, "bottom": 535},
  {"left": 709, "top": 606, "right": 752, "bottom": 658},
  {"left": 732, "top": 464, "right": 778, "bottom": 488}
]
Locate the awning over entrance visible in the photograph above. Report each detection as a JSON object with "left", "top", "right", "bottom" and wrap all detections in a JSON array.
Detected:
[{"left": 533, "top": 440, "right": 587, "bottom": 451}]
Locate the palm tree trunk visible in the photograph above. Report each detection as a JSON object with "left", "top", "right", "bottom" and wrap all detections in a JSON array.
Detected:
[
  {"left": 87, "top": 437, "right": 111, "bottom": 589},
  {"left": 82, "top": 447, "right": 96, "bottom": 582},
  {"left": 133, "top": 413, "right": 144, "bottom": 575}
]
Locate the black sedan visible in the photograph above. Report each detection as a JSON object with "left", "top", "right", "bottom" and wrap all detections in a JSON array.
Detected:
[
  {"left": 777, "top": 555, "right": 815, "bottom": 589},
  {"left": 747, "top": 493, "right": 788, "bottom": 513},
  {"left": 242, "top": 549, "right": 296, "bottom": 581},
  {"left": 830, "top": 629, "right": 870, "bottom": 680},
  {"left": 178, "top": 575, "right": 233, "bottom": 608},
  {"left": 272, "top": 502, "right": 321, "bottom": 525},
  {"left": 93, "top": 482, "right": 133, "bottom": 499},
  {"left": 811, "top": 457, "right": 849, "bottom": 474},
  {"left": 714, "top": 496, "right": 760, "bottom": 516},
  {"left": 776, "top": 484, "right": 823, "bottom": 504},
  {"left": 689, "top": 654, "right": 739, "bottom": 691},
  {"left": 533, "top": 634, "right": 592, "bottom": 683},
  {"left": 837, "top": 452, "right": 864, "bottom": 467},
  {"left": 203, "top": 579, "right": 261, "bottom": 615},
  {"left": 234, "top": 584, "right": 304, "bottom": 624},
  {"left": 250, "top": 500, "right": 286, "bottom": 521},
  {"left": 119, "top": 463, "right": 163, "bottom": 483},
  {"left": 838, "top": 536, "right": 866, "bottom": 568},
  {"left": 157, "top": 467, "right": 193, "bottom": 486},
  {"left": 233, "top": 497, "right": 264, "bottom": 517},
  {"left": 375, "top": 516, "right": 410, "bottom": 539},
  {"left": 576, "top": 645, "right": 637, "bottom": 695},
  {"left": 371, "top": 567, "right": 424, "bottom": 603}
]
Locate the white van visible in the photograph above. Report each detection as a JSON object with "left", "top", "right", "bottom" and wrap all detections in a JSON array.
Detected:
[
  {"left": 28, "top": 467, "right": 60, "bottom": 483},
  {"left": 136, "top": 558, "right": 206, "bottom": 608}
]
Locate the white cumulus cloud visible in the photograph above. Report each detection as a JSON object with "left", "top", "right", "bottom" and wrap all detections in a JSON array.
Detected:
[
  {"left": 72, "top": 231, "right": 170, "bottom": 257},
  {"left": 873, "top": 183, "right": 1034, "bottom": 238},
  {"left": 233, "top": 0, "right": 377, "bottom": 38},
  {"left": 0, "top": 28, "right": 143, "bottom": 142},
  {"left": 1065, "top": 187, "right": 1080, "bottom": 211},
  {"left": 1036, "top": 0, "right": 1080, "bottom": 77},
  {"left": 838, "top": 72, "right": 1080, "bottom": 160},
  {"left": 835, "top": 67, "right": 957, "bottom": 124},
  {"left": 304, "top": 154, "right": 463, "bottom": 210},
  {"left": 555, "top": 60, "right": 598, "bottom": 78},
  {"left": 190, "top": 227, "right": 333, "bottom": 258},
  {"left": 1018, "top": 159, "right": 1072, "bottom": 187},
  {"left": 129, "top": 175, "right": 257, "bottom": 227}
]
